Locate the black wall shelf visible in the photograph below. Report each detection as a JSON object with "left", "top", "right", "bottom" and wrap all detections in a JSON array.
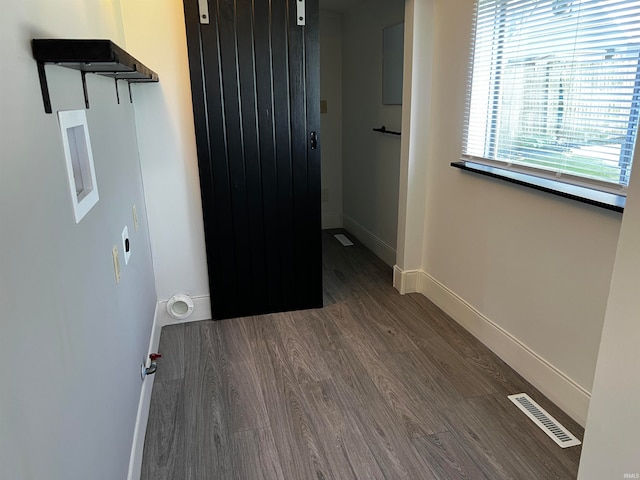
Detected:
[{"left": 32, "top": 39, "right": 159, "bottom": 114}]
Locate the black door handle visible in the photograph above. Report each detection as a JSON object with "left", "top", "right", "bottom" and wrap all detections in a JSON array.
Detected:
[{"left": 310, "top": 131, "right": 318, "bottom": 150}]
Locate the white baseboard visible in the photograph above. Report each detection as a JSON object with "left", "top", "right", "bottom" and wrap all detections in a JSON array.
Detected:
[
  {"left": 127, "top": 302, "right": 163, "bottom": 480},
  {"left": 322, "top": 212, "right": 343, "bottom": 230},
  {"left": 393, "top": 265, "right": 421, "bottom": 294},
  {"left": 343, "top": 214, "right": 396, "bottom": 267},
  {"left": 417, "top": 270, "right": 590, "bottom": 427}
]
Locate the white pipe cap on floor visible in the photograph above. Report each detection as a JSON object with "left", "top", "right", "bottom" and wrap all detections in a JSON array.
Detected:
[{"left": 166, "top": 294, "right": 194, "bottom": 320}]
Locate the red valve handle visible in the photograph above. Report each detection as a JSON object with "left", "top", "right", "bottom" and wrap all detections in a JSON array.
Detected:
[{"left": 149, "top": 353, "right": 162, "bottom": 361}]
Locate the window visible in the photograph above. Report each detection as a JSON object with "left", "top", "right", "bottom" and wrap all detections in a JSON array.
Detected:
[{"left": 463, "top": 0, "right": 640, "bottom": 194}]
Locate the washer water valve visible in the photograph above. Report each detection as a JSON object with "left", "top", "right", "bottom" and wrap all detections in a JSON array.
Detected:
[{"left": 141, "top": 353, "right": 162, "bottom": 380}]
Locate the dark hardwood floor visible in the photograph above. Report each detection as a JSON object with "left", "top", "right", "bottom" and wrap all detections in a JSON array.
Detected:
[{"left": 141, "top": 229, "right": 583, "bottom": 479}]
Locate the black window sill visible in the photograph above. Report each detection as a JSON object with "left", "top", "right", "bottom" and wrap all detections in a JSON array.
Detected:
[{"left": 451, "top": 161, "right": 625, "bottom": 213}]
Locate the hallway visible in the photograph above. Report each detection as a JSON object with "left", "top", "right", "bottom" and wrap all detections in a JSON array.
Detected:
[{"left": 141, "top": 231, "right": 583, "bottom": 479}]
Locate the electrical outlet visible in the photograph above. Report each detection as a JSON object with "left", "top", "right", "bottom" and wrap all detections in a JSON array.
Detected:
[
  {"left": 320, "top": 99, "right": 328, "bottom": 114},
  {"left": 122, "top": 226, "right": 131, "bottom": 265},
  {"left": 321, "top": 188, "right": 329, "bottom": 203},
  {"left": 112, "top": 245, "right": 121, "bottom": 284},
  {"left": 132, "top": 204, "right": 139, "bottom": 232}
]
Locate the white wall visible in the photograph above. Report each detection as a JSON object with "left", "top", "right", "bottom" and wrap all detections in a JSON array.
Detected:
[
  {"left": 120, "top": 0, "right": 210, "bottom": 303},
  {"left": 397, "top": 0, "right": 622, "bottom": 425},
  {"left": 0, "top": 2, "right": 157, "bottom": 479},
  {"left": 578, "top": 144, "right": 640, "bottom": 477},
  {"left": 342, "top": 0, "right": 405, "bottom": 265},
  {"left": 320, "top": 10, "right": 344, "bottom": 230}
]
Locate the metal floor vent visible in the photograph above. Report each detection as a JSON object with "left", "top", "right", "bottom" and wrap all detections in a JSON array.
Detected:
[
  {"left": 334, "top": 234, "right": 354, "bottom": 247},
  {"left": 507, "top": 394, "right": 581, "bottom": 448}
]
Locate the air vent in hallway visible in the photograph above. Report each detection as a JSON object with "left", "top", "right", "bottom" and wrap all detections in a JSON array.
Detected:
[
  {"left": 508, "top": 394, "right": 581, "bottom": 448},
  {"left": 334, "top": 234, "right": 354, "bottom": 246}
]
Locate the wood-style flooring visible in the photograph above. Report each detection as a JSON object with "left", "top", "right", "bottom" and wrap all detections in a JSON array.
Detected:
[{"left": 141, "top": 229, "right": 583, "bottom": 479}]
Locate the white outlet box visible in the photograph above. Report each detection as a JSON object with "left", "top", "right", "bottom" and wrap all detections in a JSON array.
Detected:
[
  {"left": 122, "top": 226, "right": 131, "bottom": 265},
  {"left": 58, "top": 110, "right": 99, "bottom": 223}
]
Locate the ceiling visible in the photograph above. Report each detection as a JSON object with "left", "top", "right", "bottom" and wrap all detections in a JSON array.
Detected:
[{"left": 319, "top": 0, "right": 362, "bottom": 13}]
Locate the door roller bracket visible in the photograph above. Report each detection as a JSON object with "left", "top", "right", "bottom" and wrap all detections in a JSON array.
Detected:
[
  {"left": 297, "top": 0, "right": 305, "bottom": 26},
  {"left": 198, "top": 0, "right": 210, "bottom": 24}
]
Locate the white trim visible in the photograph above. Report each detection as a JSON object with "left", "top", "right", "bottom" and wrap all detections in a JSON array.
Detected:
[
  {"left": 127, "top": 302, "right": 163, "bottom": 480},
  {"left": 343, "top": 213, "right": 396, "bottom": 266},
  {"left": 322, "top": 212, "right": 343, "bottom": 230},
  {"left": 417, "top": 270, "right": 590, "bottom": 427},
  {"left": 393, "top": 265, "right": 421, "bottom": 294},
  {"left": 159, "top": 294, "right": 211, "bottom": 327}
]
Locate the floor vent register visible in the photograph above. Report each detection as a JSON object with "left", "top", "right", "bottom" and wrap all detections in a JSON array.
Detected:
[
  {"left": 508, "top": 393, "right": 581, "bottom": 448},
  {"left": 334, "top": 234, "right": 354, "bottom": 247}
]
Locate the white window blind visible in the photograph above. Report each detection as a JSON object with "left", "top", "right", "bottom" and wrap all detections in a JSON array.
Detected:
[{"left": 463, "top": 0, "right": 640, "bottom": 193}]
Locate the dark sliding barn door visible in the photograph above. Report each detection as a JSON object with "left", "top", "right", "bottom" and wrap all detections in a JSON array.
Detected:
[{"left": 183, "top": 0, "right": 322, "bottom": 319}]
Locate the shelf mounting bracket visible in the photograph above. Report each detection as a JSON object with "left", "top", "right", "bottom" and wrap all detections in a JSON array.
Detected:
[
  {"left": 81, "top": 71, "right": 90, "bottom": 109},
  {"left": 36, "top": 62, "right": 52, "bottom": 114}
]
